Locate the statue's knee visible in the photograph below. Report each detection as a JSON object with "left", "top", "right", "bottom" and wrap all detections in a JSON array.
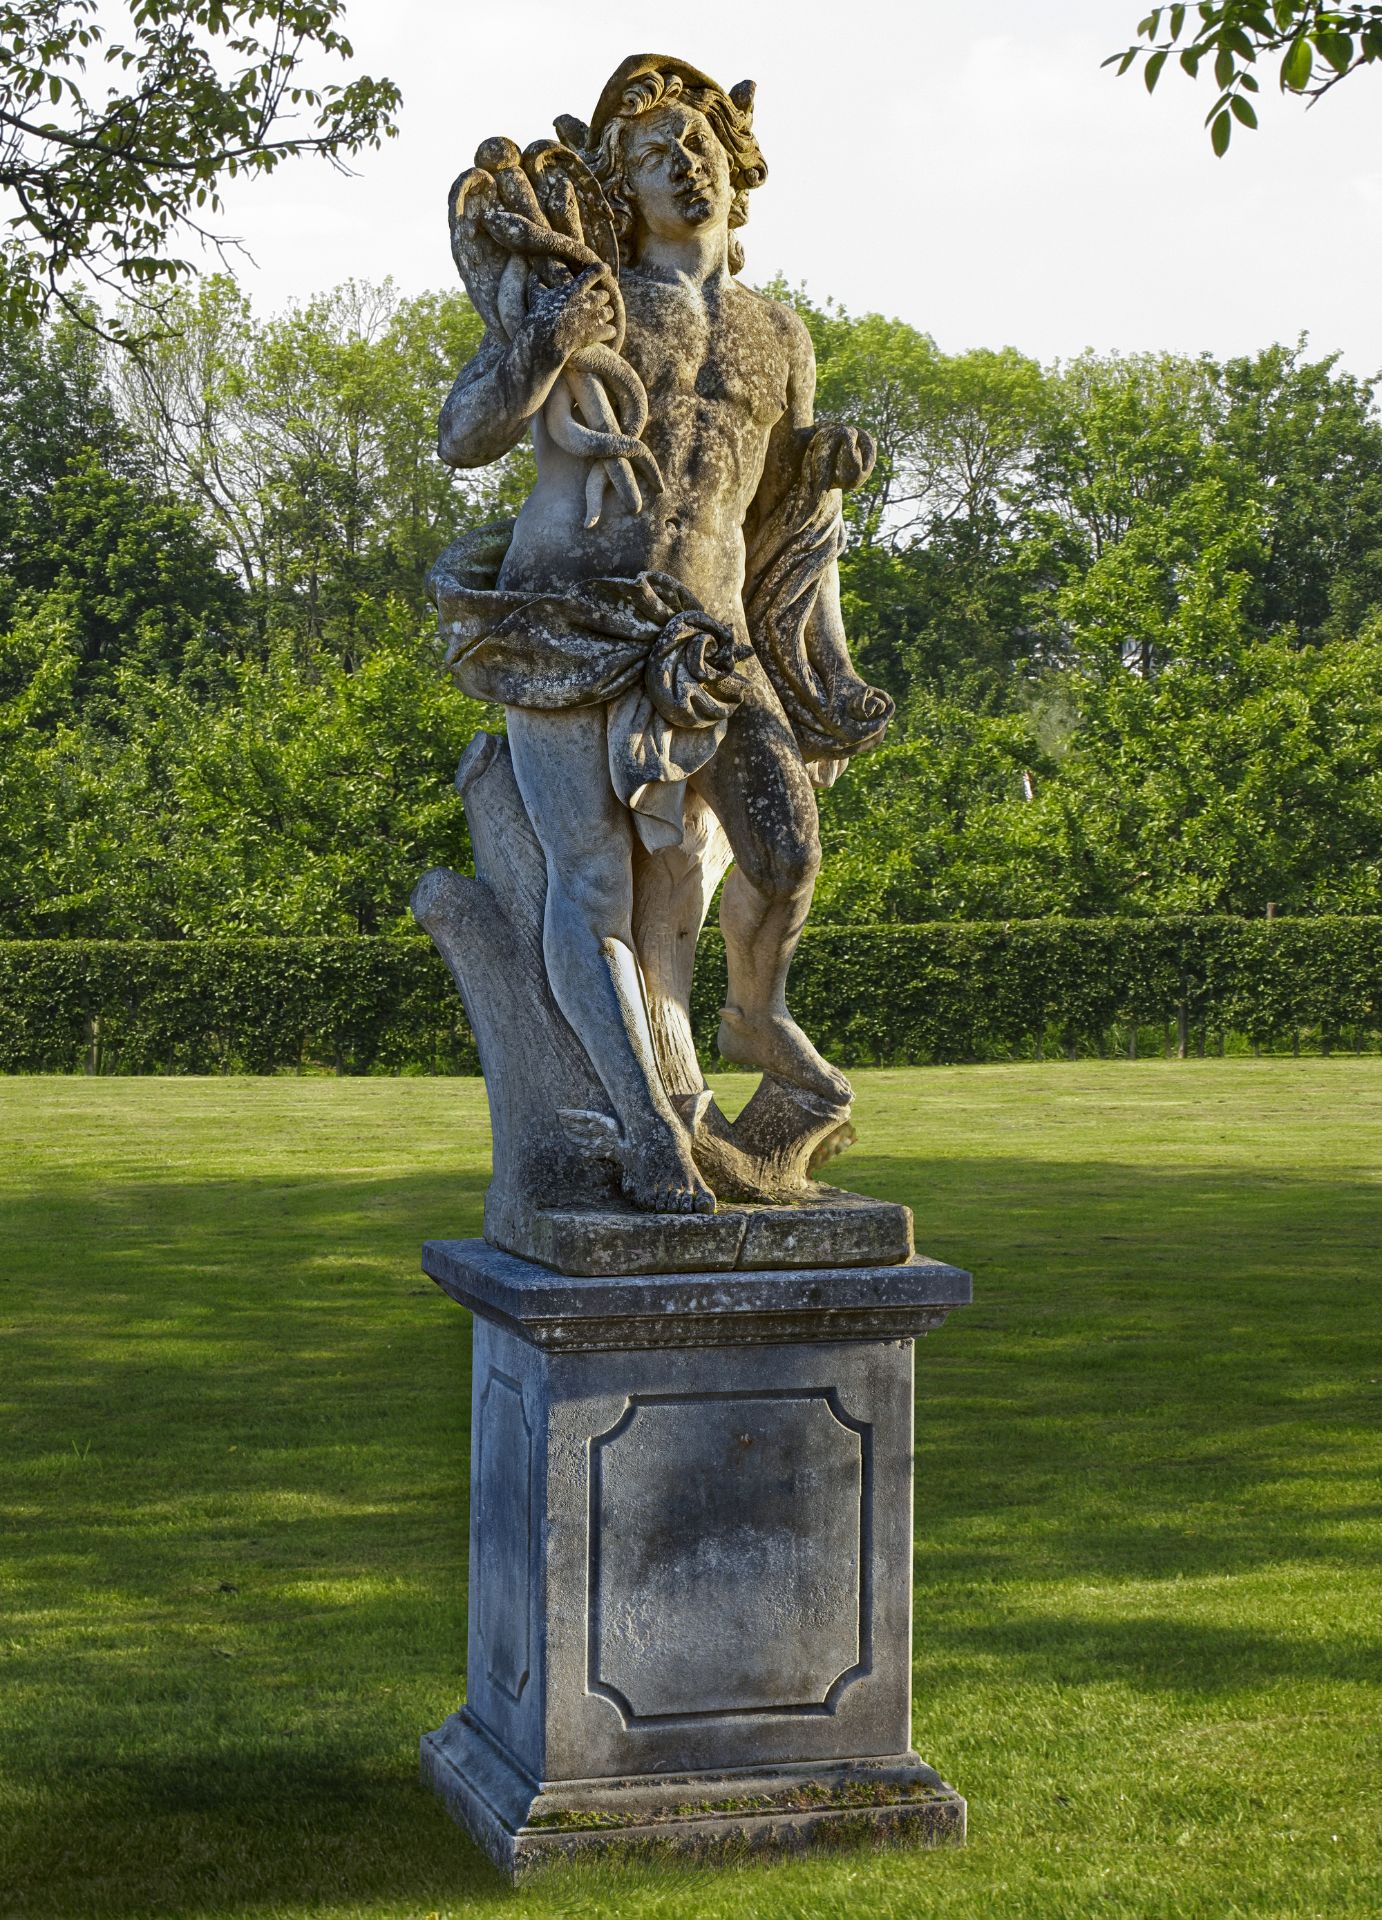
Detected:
[
  {"left": 741, "top": 829, "right": 820, "bottom": 901},
  {"left": 794, "top": 833, "right": 823, "bottom": 895},
  {"left": 550, "top": 861, "right": 631, "bottom": 937}
]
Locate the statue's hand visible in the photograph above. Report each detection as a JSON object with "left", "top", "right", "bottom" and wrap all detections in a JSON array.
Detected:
[
  {"left": 528, "top": 265, "right": 618, "bottom": 363},
  {"left": 812, "top": 422, "right": 877, "bottom": 493}
]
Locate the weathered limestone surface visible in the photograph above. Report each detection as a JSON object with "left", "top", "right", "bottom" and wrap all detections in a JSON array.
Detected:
[
  {"left": 416, "top": 51, "right": 897, "bottom": 1238},
  {"left": 419, "top": 1239, "right": 971, "bottom": 1878},
  {"left": 411, "top": 54, "right": 974, "bottom": 1883},
  {"left": 411, "top": 731, "right": 864, "bottom": 1237},
  {"left": 424, "top": 1238, "right": 966, "bottom": 1349}
]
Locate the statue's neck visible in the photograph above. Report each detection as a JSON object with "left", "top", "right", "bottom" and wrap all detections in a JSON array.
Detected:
[{"left": 632, "top": 222, "right": 730, "bottom": 287}]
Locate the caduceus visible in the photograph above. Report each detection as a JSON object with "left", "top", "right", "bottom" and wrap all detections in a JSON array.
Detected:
[{"left": 448, "top": 135, "right": 662, "bottom": 529}]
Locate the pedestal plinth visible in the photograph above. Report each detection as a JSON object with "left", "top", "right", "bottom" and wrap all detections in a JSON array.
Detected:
[{"left": 420, "top": 1234, "right": 971, "bottom": 1880}]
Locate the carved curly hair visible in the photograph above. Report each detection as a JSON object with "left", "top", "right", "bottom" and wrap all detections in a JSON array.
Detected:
[{"left": 589, "top": 68, "right": 767, "bottom": 276}]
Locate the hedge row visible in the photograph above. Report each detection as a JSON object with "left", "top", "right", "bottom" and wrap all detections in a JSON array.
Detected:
[
  {"left": 0, "top": 938, "right": 478, "bottom": 1076},
  {"left": 1, "top": 919, "right": 1378, "bottom": 1074}
]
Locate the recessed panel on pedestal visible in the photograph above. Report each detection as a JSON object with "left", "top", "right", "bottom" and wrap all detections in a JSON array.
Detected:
[
  {"left": 476, "top": 1369, "right": 532, "bottom": 1704},
  {"left": 589, "top": 1389, "right": 871, "bottom": 1721}
]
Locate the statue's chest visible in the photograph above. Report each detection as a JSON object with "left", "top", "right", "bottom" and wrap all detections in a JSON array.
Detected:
[{"left": 623, "top": 287, "right": 786, "bottom": 430}]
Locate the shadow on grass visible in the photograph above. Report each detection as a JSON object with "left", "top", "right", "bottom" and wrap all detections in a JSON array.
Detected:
[
  {"left": 6, "top": 1752, "right": 517, "bottom": 1916},
  {"left": 920, "top": 1611, "right": 1382, "bottom": 1694},
  {"left": 2, "top": 1147, "right": 1379, "bottom": 1915}
]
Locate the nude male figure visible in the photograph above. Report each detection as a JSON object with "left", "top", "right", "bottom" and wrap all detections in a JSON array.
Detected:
[{"left": 438, "top": 59, "right": 876, "bottom": 1216}]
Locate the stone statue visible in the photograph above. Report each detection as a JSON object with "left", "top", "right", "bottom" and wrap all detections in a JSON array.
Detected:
[{"left": 414, "top": 53, "right": 896, "bottom": 1255}]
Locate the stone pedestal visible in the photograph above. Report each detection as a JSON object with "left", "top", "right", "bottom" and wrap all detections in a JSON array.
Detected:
[{"left": 419, "top": 1235, "right": 971, "bottom": 1879}]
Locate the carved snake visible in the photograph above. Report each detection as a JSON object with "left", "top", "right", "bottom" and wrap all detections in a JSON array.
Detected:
[{"left": 453, "top": 140, "right": 662, "bottom": 525}]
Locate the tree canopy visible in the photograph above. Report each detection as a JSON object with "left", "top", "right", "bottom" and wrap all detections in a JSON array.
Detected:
[
  {"left": 0, "top": 0, "right": 399, "bottom": 329},
  {"left": 2, "top": 281, "right": 1380, "bottom": 938}
]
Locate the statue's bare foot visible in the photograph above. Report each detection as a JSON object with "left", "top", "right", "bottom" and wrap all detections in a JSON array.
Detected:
[
  {"left": 718, "top": 1006, "right": 853, "bottom": 1107},
  {"left": 622, "top": 1120, "right": 716, "bottom": 1215}
]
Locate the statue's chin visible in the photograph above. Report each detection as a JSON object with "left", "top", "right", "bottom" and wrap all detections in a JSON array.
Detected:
[{"left": 639, "top": 196, "right": 722, "bottom": 240}]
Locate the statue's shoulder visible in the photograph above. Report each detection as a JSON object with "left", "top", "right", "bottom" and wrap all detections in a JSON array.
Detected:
[{"left": 733, "top": 282, "right": 815, "bottom": 368}]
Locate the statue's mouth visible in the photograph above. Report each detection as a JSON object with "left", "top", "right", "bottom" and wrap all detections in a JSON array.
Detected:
[{"left": 675, "top": 188, "right": 714, "bottom": 224}]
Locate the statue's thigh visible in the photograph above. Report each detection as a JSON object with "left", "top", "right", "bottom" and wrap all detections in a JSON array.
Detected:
[
  {"left": 506, "top": 703, "right": 629, "bottom": 877},
  {"left": 694, "top": 671, "right": 819, "bottom": 867}
]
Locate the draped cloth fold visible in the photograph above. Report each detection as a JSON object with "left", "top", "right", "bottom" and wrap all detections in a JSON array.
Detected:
[
  {"left": 743, "top": 425, "right": 895, "bottom": 785},
  {"left": 428, "top": 528, "right": 750, "bottom": 851},
  {"left": 427, "top": 432, "right": 893, "bottom": 846}
]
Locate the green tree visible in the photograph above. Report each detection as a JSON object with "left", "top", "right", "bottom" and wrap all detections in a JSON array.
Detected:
[
  {"left": 9, "top": 270, "right": 1381, "bottom": 942},
  {"left": 814, "top": 698, "right": 1053, "bottom": 922},
  {"left": 1054, "top": 470, "right": 1267, "bottom": 681},
  {"left": 1110, "top": 4, "right": 1382, "bottom": 151},
  {"left": 1045, "top": 623, "right": 1382, "bottom": 915},
  {"left": 0, "top": 310, "right": 247, "bottom": 701},
  {"left": 1028, "top": 344, "right": 1382, "bottom": 666},
  {"left": 0, "top": 602, "right": 490, "bottom": 938},
  {"left": 1031, "top": 352, "right": 1222, "bottom": 566},
  {"left": 814, "top": 619, "right": 1382, "bottom": 923},
  {"left": 0, "top": 0, "right": 399, "bottom": 328},
  {"left": 7, "top": 455, "right": 244, "bottom": 697},
  {"left": 786, "top": 287, "right": 1045, "bottom": 549},
  {"left": 0, "top": 601, "right": 122, "bottom": 935},
  {"left": 0, "top": 310, "right": 127, "bottom": 580},
  {"left": 125, "top": 617, "right": 486, "bottom": 935},
  {"left": 115, "top": 277, "right": 525, "bottom": 658},
  {"left": 778, "top": 283, "right": 1049, "bottom": 704},
  {"left": 1219, "top": 342, "right": 1382, "bottom": 642}
]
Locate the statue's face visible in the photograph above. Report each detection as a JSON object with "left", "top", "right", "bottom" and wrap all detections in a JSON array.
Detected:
[{"left": 623, "top": 103, "right": 732, "bottom": 243}]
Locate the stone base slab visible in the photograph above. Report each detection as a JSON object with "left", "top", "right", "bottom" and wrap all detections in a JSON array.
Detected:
[
  {"left": 484, "top": 1184, "right": 914, "bottom": 1277},
  {"left": 422, "top": 1710, "right": 966, "bottom": 1882}
]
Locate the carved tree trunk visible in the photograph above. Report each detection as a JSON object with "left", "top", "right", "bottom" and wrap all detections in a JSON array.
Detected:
[
  {"left": 411, "top": 733, "right": 622, "bottom": 1231},
  {"left": 415, "top": 731, "right": 856, "bottom": 1229}
]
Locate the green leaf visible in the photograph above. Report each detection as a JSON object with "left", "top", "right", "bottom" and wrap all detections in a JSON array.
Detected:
[
  {"left": 1145, "top": 48, "right": 1170, "bottom": 89},
  {"left": 1215, "top": 46, "right": 1236, "bottom": 87},
  {"left": 1280, "top": 36, "right": 1313, "bottom": 90},
  {"left": 1211, "top": 108, "right": 1232, "bottom": 154},
  {"left": 1169, "top": 3, "right": 1187, "bottom": 38},
  {"left": 1230, "top": 92, "right": 1259, "bottom": 127},
  {"left": 48, "top": 74, "right": 61, "bottom": 103},
  {"left": 1317, "top": 31, "right": 1354, "bottom": 73}
]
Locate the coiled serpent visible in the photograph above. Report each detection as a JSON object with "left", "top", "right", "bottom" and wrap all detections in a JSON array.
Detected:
[{"left": 450, "top": 137, "right": 663, "bottom": 528}]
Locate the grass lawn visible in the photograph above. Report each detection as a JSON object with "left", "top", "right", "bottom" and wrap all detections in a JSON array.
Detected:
[{"left": 1, "top": 1060, "right": 1379, "bottom": 1919}]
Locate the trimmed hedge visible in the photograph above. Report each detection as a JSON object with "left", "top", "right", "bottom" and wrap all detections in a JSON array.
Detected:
[
  {"left": 0, "top": 938, "right": 478, "bottom": 1076},
  {"left": 1, "top": 919, "right": 1379, "bottom": 1075}
]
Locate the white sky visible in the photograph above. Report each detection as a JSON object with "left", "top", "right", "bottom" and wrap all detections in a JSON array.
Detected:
[{"left": 212, "top": 0, "right": 1382, "bottom": 376}]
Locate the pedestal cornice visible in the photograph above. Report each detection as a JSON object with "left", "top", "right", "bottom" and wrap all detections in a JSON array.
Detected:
[{"left": 421, "top": 1237, "right": 973, "bottom": 1351}]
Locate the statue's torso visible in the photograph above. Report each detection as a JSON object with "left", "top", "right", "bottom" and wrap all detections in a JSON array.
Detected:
[{"left": 498, "top": 274, "right": 794, "bottom": 629}]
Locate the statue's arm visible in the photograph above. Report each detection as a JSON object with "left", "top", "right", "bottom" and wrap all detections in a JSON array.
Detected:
[
  {"left": 750, "top": 308, "right": 818, "bottom": 525},
  {"left": 748, "top": 305, "right": 874, "bottom": 531},
  {"left": 438, "top": 267, "right": 617, "bottom": 470}
]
